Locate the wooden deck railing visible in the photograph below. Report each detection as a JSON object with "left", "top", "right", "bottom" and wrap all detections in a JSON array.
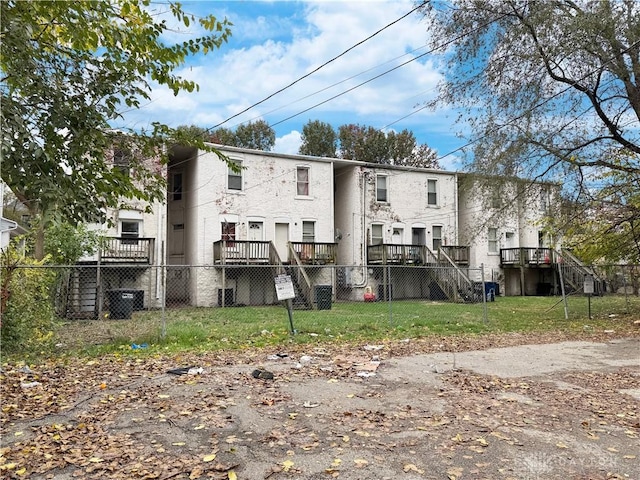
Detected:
[
  {"left": 289, "top": 242, "right": 337, "bottom": 265},
  {"left": 500, "top": 247, "right": 554, "bottom": 266},
  {"left": 100, "top": 237, "right": 154, "bottom": 264},
  {"left": 213, "top": 240, "right": 272, "bottom": 264},
  {"left": 439, "top": 245, "right": 470, "bottom": 265},
  {"left": 367, "top": 244, "right": 429, "bottom": 265}
]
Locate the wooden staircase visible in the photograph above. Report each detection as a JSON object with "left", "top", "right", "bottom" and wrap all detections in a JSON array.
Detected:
[{"left": 556, "top": 249, "right": 604, "bottom": 294}]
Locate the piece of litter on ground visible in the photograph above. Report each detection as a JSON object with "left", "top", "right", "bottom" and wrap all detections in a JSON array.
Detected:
[
  {"left": 187, "top": 367, "right": 204, "bottom": 375},
  {"left": 363, "top": 345, "right": 384, "bottom": 351},
  {"left": 299, "top": 355, "right": 313, "bottom": 364},
  {"left": 167, "top": 366, "right": 196, "bottom": 376},
  {"left": 356, "top": 372, "right": 376, "bottom": 378},
  {"left": 308, "top": 333, "right": 319, "bottom": 337},
  {"left": 267, "top": 355, "right": 280, "bottom": 361},
  {"left": 252, "top": 369, "right": 274, "bottom": 380},
  {"left": 355, "top": 361, "right": 380, "bottom": 372},
  {"left": 20, "top": 381, "right": 41, "bottom": 388},
  {"left": 303, "top": 401, "right": 320, "bottom": 408},
  {"left": 131, "top": 343, "right": 148, "bottom": 349},
  {"left": 604, "top": 330, "right": 615, "bottom": 334}
]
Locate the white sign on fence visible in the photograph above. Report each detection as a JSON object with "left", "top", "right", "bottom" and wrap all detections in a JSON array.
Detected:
[
  {"left": 583, "top": 274, "right": 595, "bottom": 295},
  {"left": 275, "top": 274, "right": 295, "bottom": 301}
]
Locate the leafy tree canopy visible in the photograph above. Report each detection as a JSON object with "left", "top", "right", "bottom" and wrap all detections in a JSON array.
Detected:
[
  {"left": 0, "top": 0, "right": 231, "bottom": 257},
  {"left": 423, "top": 0, "right": 639, "bottom": 258},
  {"left": 210, "top": 120, "right": 276, "bottom": 150},
  {"left": 422, "top": 0, "right": 639, "bottom": 182},
  {"left": 299, "top": 120, "right": 338, "bottom": 157},
  {"left": 338, "top": 124, "right": 439, "bottom": 168}
]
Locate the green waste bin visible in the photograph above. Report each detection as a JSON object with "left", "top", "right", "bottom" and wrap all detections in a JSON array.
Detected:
[
  {"left": 315, "top": 285, "right": 332, "bottom": 310},
  {"left": 106, "top": 289, "right": 135, "bottom": 319}
]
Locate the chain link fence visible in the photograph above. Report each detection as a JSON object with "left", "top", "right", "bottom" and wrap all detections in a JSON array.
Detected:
[{"left": 2, "top": 262, "right": 639, "bottom": 352}]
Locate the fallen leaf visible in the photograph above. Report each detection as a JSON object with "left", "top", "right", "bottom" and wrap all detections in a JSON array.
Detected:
[
  {"left": 228, "top": 471, "right": 237, "bottom": 480},
  {"left": 403, "top": 464, "right": 424, "bottom": 474},
  {"left": 282, "top": 460, "right": 294, "bottom": 472},
  {"left": 203, "top": 454, "right": 217, "bottom": 462},
  {"left": 354, "top": 458, "right": 368, "bottom": 468}
]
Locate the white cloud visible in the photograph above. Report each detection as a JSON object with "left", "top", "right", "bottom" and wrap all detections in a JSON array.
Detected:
[
  {"left": 115, "top": 1, "right": 462, "bottom": 157},
  {"left": 275, "top": 130, "right": 302, "bottom": 155}
]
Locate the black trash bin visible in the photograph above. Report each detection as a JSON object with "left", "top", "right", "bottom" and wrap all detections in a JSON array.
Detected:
[
  {"left": 106, "top": 289, "right": 135, "bottom": 319},
  {"left": 315, "top": 285, "right": 332, "bottom": 310}
]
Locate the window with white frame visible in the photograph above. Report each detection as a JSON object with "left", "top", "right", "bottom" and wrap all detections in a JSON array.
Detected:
[
  {"left": 121, "top": 220, "right": 140, "bottom": 245},
  {"left": 376, "top": 175, "right": 388, "bottom": 202},
  {"left": 297, "top": 167, "right": 310, "bottom": 196},
  {"left": 427, "top": 179, "right": 438, "bottom": 206},
  {"left": 432, "top": 225, "right": 442, "bottom": 251},
  {"left": 371, "top": 224, "right": 383, "bottom": 245},
  {"left": 228, "top": 160, "right": 242, "bottom": 191},
  {"left": 488, "top": 227, "right": 498, "bottom": 253},
  {"left": 302, "top": 221, "right": 315, "bottom": 242}
]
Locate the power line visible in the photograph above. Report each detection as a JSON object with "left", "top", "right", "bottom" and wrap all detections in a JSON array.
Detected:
[{"left": 207, "top": 1, "right": 430, "bottom": 132}]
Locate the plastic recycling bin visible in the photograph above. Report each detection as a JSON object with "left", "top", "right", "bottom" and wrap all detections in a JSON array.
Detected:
[
  {"left": 315, "top": 285, "right": 332, "bottom": 310},
  {"left": 106, "top": 289, "right": 135, "bottom": 319}
]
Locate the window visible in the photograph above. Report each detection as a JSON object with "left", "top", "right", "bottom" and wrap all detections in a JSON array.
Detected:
[
  {"left": 539, "top": 190, "right": 548, "bottom": 213},
  {"left": 490, "top": 189, "right": 501, "bottom": 209},
  {"left": 228, "top": 160, "right": 242, "bottom": 191},
  {"left": 432, "top": 226, "right": 442, "bottom": 251},
  {"left": 172, "top": 172, "right": 183, "bottom": 201},
  {"left": 221, "top": 222, "right": 236, "bottom": 246},
  {"left": 488, "top": 228, "right": 498, "bottom": 253},
  {"left": 376, "top": 175, "right": 388, "bottom": 202},
  {"left": 121, "top": 221, "right": 140, "bottom": 245},
  {"left": 302, "top": 221, "right": 315, "bottom": 242},
  {"left": 113, "top": 148, "right": 130, "bottom": 176},
  {"left": 427, "top": 179, "right": 437, "bottom": 206},
  {"left": 297, "top": 167, "right": 309, "bottom": 196},
  {"left": 371, "top": 224, "right": 383, "bottom": 245}
]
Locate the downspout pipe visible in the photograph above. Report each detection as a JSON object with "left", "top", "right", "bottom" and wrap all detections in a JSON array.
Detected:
[{"left": 352, "top": 168, "right": 369, "bottom": 288}]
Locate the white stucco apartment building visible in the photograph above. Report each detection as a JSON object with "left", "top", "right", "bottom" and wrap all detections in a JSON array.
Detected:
[{"left": 57, "top": 143, "right": 573, "bottom": 315}]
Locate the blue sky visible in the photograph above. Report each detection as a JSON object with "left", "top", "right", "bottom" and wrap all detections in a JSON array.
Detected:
[{"left": 114, "top": 1, "right": 465, "bottom": 169}]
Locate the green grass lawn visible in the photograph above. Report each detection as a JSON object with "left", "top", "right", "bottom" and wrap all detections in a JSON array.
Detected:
[{"left": 53, "top": 295, "right": 640, "bottom": 358}]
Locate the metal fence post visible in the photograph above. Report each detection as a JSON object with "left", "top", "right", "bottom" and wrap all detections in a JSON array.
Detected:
[
  {"left": 388, "top": 264, "right": 393, "bottom": 325},
  {"left": 481, "top": 263, "right": 488, "bottom": 324},
  {"left": 161, "top": 243, "right": 167, "bottom": 339}
]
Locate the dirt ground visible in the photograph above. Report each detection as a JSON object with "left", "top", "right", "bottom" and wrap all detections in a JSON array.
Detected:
[{"left": 1, "top": 331, "right": 639, "bottom": 480}]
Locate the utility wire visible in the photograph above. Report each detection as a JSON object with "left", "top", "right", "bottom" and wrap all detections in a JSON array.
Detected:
[{"left": 207, "top": 1, "right": 430, "bottom": 131}]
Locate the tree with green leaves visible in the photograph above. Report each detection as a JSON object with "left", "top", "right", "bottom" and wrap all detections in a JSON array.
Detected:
[
  {"left": 560, "top": 153, "right": 640, "bottom": 264},
  {"left": 422, "top": 0, "right": 639, "bottom": 180},
  {"left": 299, "top": 120, "right": 338, "bottom": 157},
  {"left": 0, "top": 1, "right": 231, "bottom": 259},
  {"left": 338, "top": 124, "right": 389, "bottom": 163},
  {"left": 337, "top": 124, "right": 439, "bottom": 167},
  {"left": 211, "top": 120, "right": 276, "bottom": 151}
]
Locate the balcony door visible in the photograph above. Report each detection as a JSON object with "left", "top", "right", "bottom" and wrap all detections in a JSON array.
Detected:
[
  {"left": 275, "top": 223, "right": 289, "bottom": 262},
  {"left": 412, "top": 227, "right": 426, "bottom": 246},
  {"left": 248, "top": 222, "right": 263, "bottom": 259}
]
